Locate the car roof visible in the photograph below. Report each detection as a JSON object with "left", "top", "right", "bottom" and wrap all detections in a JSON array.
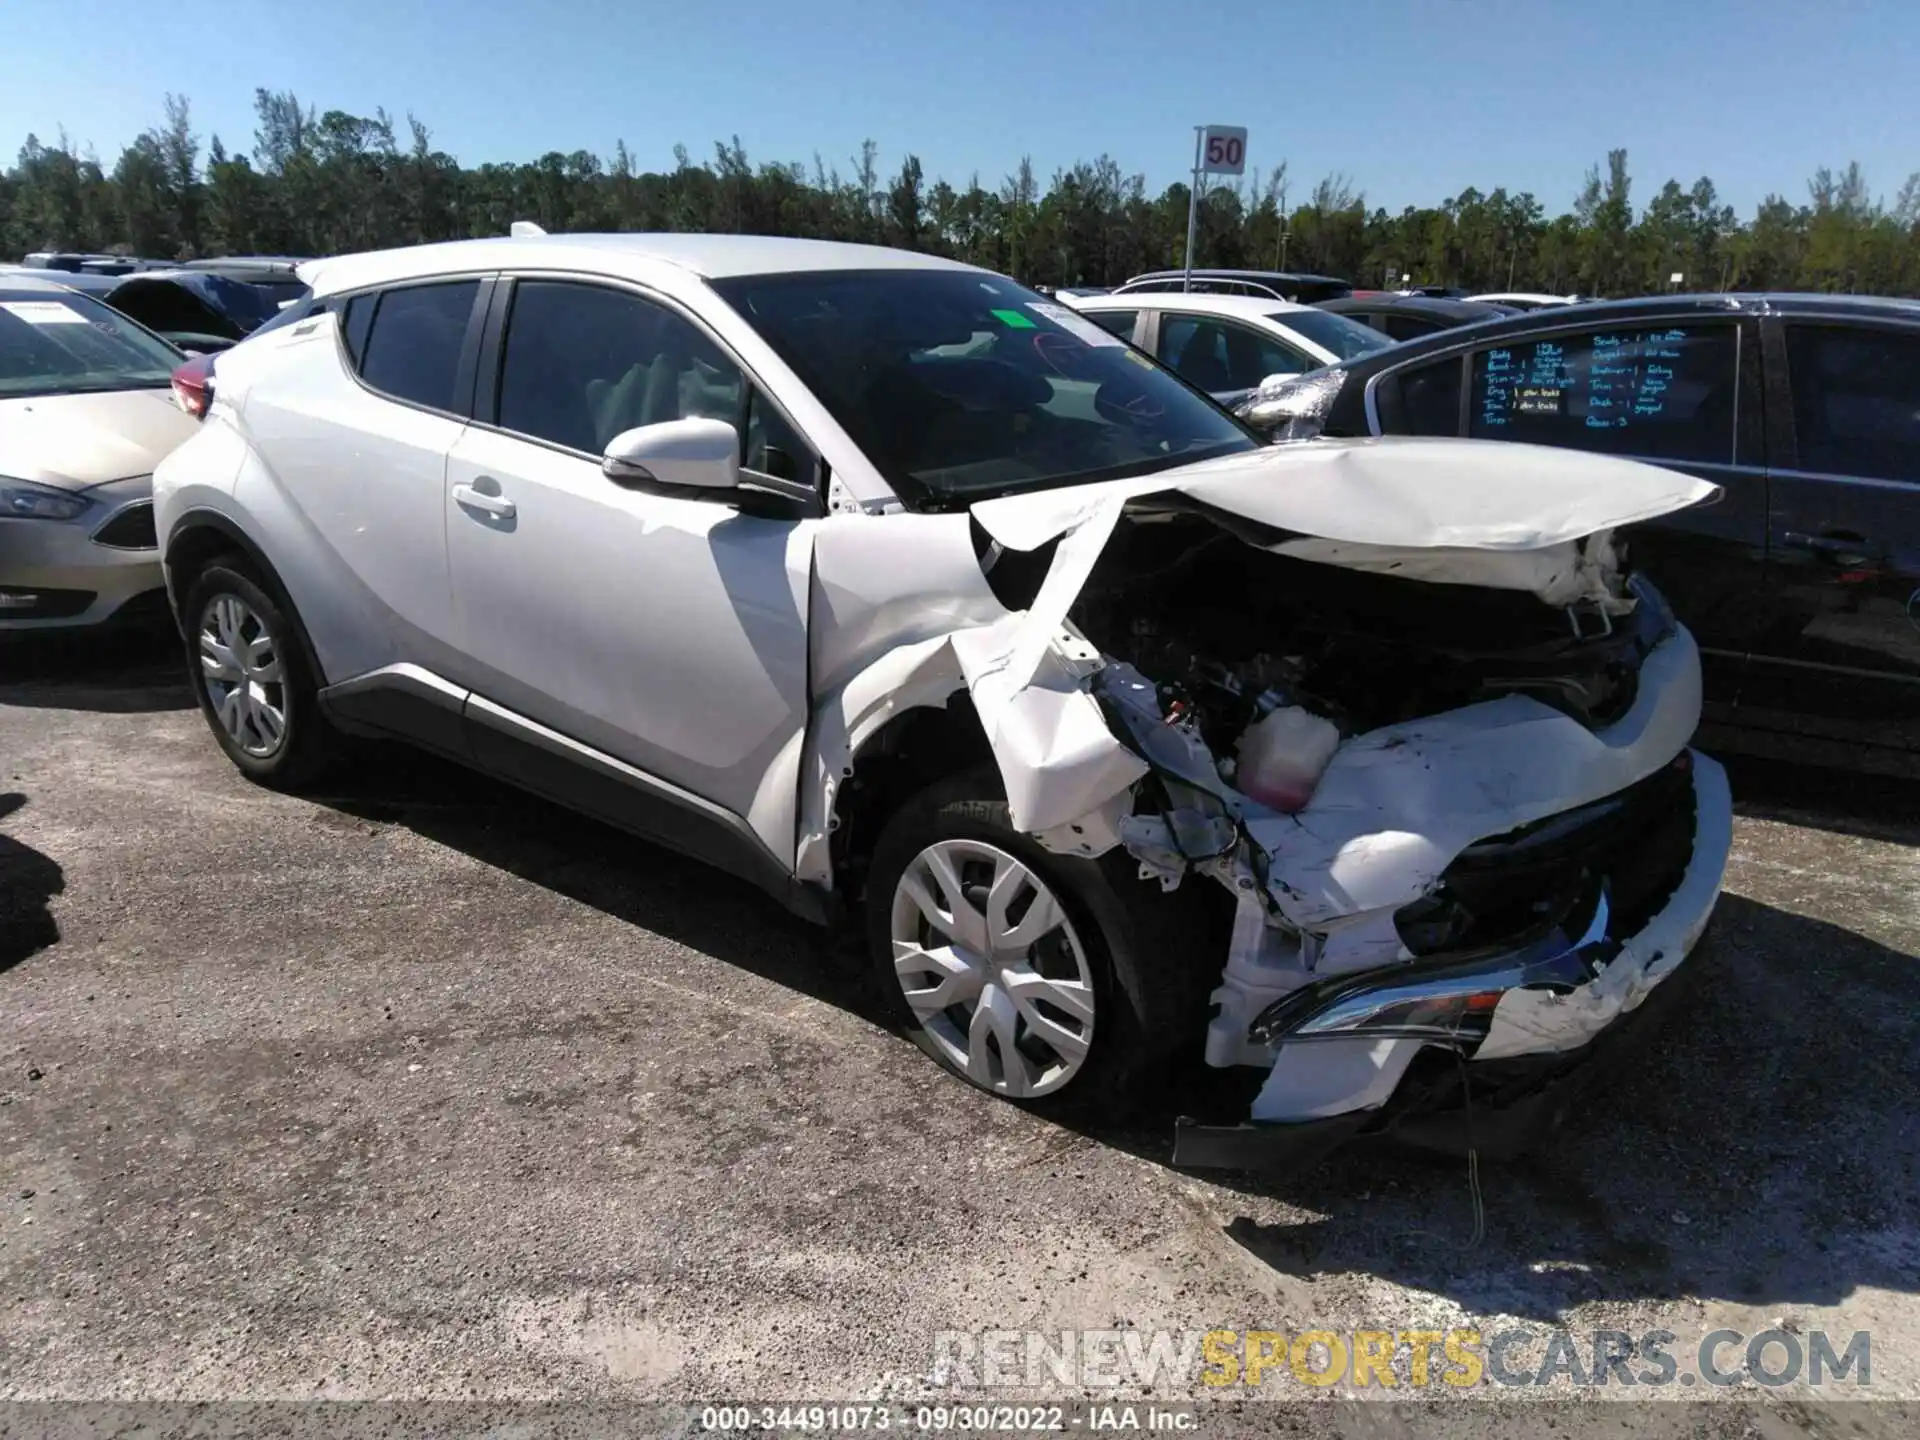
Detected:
[
  {"left": 1320, "top": 294, "right": 1509, "bottom": 321},
  {"left": 0, "top": 274, "right": 111, "bottom": 301},
  {"left": 1466, "top": 292, "right": 1575, "bottom": 305},
  {"left": 1327, "top": 291, "right": 1920, "bottom": 376},
  {"left": 0, "top": 271, "right": 118, "bottom": 298},
  {"left": 1072, "top": 291, "right": 1313, "bottom": 318},
  {"left": 1122, "top": 268, "right": 1347, "bottom": 284},
  {"left": 298, "top": 233, "right": 985, "bottom": 297}
]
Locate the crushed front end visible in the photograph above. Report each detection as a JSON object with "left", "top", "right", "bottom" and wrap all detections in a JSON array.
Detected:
[{"left": 950, "top": 440, "right": 1734, "bottom": 1167}]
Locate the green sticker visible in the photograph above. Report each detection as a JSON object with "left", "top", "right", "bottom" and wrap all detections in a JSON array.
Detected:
[{"left": 990, "top": 308, "right": 1036, "bottom": 329}]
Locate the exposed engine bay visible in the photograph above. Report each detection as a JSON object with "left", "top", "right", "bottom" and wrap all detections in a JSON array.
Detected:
[{"left": 1067, "top": 505, "right": 1665, "bottom": 758}]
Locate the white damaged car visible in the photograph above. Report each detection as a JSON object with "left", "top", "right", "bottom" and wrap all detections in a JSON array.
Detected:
[{"left": 151, "top": 235, "right": 1731, "bottom": 1166}]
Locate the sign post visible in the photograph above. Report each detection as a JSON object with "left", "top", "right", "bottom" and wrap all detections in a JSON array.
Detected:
[{"left": 1183, "top": 124, "right": 1247, "bottom": 292}]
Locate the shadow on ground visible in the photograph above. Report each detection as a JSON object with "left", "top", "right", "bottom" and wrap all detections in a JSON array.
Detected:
[
  {"left": 311, "top": 745, "right": 872, "bottom": 1016},
  {"left": 299, "top": 742, "right": 1920, "bottom": 1322},
  {"left": 1723, "top": 751, "right": 1920, "bottom": 847},
  {"left": 0, "top": 624, "right": 190, "bottom": 714},
  {"left": 0, "top": 792, "right": 64, "bottom": 972},
  {"left": 1196, "top": 891, "right": 1920, "bottom": 1319}
]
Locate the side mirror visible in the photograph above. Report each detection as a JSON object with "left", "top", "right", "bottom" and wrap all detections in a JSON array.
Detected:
[
  {"left": 1259, "top": 372, "right": 1300, "bottom": 391},
  {"left": 602, "top": 418, "right": 741, "bottom": 493}
]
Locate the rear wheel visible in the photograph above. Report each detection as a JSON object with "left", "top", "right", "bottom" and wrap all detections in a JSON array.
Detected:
[
  {"left": 183, "top": 561, "right": 342, "bottom": 790},
  {"left": 865, "top": 766, "right": 1210, "bottom": 1112}
]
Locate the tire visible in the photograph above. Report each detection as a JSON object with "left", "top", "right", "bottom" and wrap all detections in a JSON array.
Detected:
[
  {"left": 865, "top": 765, "right": 1214, "bottom": 1114},
  {"left": 182, "top": 559, "right": 343, "bottom": 790}
]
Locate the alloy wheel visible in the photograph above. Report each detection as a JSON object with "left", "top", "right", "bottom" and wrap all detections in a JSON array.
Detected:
[
  {"left": 198, "top": 593, "right": 288, "bottom": 759},
  {"left": 889, "top": 838, "right": 1096, "bottom": 1098}
]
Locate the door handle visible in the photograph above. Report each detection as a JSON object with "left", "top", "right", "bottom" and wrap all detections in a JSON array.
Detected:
[
  {"left": 1784, "top": 531, "right": 1867, "bottom": 555},
  {"left": 453, "top": 482, "right": 516, "bottom": 520},
  {"left": 1784, "top": 530, "right": 1877, "bottom": 573}
]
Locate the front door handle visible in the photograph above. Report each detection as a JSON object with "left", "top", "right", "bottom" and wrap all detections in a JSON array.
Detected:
[
  {"left": 453, "top": 482, "right": 516, "bottom": 520},
  {"left": 1785, "top": 530, "right": 1868, "bottom": 555}
]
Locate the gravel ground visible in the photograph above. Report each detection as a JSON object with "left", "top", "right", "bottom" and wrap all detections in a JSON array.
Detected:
[{"left": 2, "top": 630, "right": 1917, "bottom": 1436}]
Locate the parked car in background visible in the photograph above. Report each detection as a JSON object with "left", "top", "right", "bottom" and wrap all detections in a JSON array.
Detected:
[
  {"left": 1065, "top": 291, "right": 1390, "bottom": 406},
  {"left": 1395, "top": 285, "right": 1471, "bottom": 299},
  {"left": 1113, "top": 269, "right": 1354, "bottom": 303},
  {"left": 0, "top": 275, "right": 198, "bottom": 631},
  {"left": 0, "top": 266, "right": 290, "bottom": 354},
  {"left": 105, "top": 270, "right": 285, "bottom": 351},
  {"left": 1467, "top": 292, "right": 1581, "bottom": 310},
  {"left": 180, "top": 257, "right": 311, "bottom": 308},
  {"left": 20, "top": 252, "right": 125, "bottom": 273},
  {"left": 151, "top": 233, "right": 1730, "bottom": 1166},
  {"left": 1318, "top": 293, "right": 1516, "bottom": 341},
  {"left": 1238, "top": 293, "right": 1920, "bottom": 775}
]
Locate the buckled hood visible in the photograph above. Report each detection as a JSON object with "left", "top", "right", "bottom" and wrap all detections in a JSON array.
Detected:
[{"left": 969, "top": 436, "right": 1721, "bottom": 606}]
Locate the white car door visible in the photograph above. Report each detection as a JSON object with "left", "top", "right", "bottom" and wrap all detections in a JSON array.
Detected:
[{"left": 443, "top": 277, "right": 817, "bottom": 872}]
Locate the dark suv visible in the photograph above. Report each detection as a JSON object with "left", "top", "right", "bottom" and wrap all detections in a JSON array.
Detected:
[{"left": 1241, "top": 294, "right": 1920, "bottom": 774}]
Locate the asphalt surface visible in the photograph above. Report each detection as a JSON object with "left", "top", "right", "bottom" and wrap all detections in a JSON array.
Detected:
[{"left": 3, "top": 628, "right": 1918, "bottom": 1435}]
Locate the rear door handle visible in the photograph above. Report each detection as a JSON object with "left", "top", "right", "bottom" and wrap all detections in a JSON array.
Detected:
[
  {"left": 453, "top": 482, "right": 516, "bottom": 520},
  {"left": 1784, "top": 531, "right": 1866, "bottom": 555}
]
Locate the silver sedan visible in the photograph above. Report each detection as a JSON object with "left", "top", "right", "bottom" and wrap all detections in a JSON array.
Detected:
[{"left": 1, "top": 276, "right": 199, "bottom": 631}]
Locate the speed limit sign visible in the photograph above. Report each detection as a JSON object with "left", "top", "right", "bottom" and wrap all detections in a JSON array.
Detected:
[{"left": 1200, "top": 125, "right": 1248, "bottom": 176}]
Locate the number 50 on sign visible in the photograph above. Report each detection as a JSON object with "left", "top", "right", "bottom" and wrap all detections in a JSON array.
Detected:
[{"left": 1201, "top": 126, "right": 1248, "bottom": 176}]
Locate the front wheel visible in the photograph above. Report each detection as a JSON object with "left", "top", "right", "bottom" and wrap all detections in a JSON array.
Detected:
[
  {"left": 865, "top": 767, "right": 1210, "bottom": 1112},
  {"left": 183, "top": 561, "right": 343, "bottom": 790}
]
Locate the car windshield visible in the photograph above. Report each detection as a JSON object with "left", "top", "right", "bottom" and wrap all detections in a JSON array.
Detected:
[
  {"left": 711, "top": 268, "right": 1258, "bottom": 508},
  {"left": 1269, "top": 309, "right": 1393, "bottom": 360},
  {"left": 0, "top": 289, "right": 180, "bottom": 398}
]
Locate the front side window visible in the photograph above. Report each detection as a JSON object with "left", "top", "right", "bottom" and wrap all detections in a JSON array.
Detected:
[
  {"left": 495, "top": 281, "right": 744, "bottom": 456},
  {"left": 1466, "top": 323, "right": 1738, "bottom": 463},
  {"left": 1086, "top": 309, "right": 1139, "bottom": 339},
  {"left": 1159, "top": 315, "right": 1309, "bottom": 392},
  {"left": 711, "top": 269, "right": 1254, "bottom": 508},
  {"left": 0, "top": 289, "right": 179, "bottom": 399},
  {"left": 1784, "top": 323, "right": 1920, "bottom": 483},
  {"left": 358, "top": 281, "right": 480, "bottom": 413}
]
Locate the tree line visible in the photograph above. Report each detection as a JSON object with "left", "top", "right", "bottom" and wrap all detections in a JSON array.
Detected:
[{"left": 6, "top": 91, "right": 1920, "bottom": 297}]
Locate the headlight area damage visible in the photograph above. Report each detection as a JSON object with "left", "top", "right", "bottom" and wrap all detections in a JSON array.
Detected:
[{"left": 803, "top": 438, "right": 1733, "bottom": 1167}]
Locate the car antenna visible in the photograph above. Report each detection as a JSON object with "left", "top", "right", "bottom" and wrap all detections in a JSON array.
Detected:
[{"left": 509, "top": 221, "right": 547, "bottom": 238}]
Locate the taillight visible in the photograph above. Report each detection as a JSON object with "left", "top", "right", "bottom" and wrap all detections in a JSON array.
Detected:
[{"left": 171, "top": 355, "right": 214, "bottom": 419}]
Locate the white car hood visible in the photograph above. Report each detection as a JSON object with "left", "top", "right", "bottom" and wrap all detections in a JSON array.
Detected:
[
  {"left": 0, "top": 388, "right": 199, "bottom": 490},
  {"left": 969, "top": 435, "right": 1720, "bottom": 602}
]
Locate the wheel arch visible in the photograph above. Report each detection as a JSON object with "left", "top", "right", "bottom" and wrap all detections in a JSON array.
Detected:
[
  {"left": 826, "top": 689, "right": 995, "bottom": 905},
  {"left": 163, "top": 508, "right": 331, "bottom": 689}
]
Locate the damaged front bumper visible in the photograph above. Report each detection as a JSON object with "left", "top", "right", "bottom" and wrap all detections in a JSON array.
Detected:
[{"left": 1172, "top": 748, "right": 1732, "bottom": 1169}]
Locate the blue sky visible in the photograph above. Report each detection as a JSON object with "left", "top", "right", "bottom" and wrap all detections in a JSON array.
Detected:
[{"left": 6, "top": 0, "right": 1917, "bottom": 218}]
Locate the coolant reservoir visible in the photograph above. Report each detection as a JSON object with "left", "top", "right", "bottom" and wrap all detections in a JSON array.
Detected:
[{"left": 1234, "top": 706, "right": 1341, "bottom": 812}]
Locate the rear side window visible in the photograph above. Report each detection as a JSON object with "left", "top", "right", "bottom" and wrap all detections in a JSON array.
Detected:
[
  {"left": 1391, "top": 356, "right": 1465, "bottom": 435},
  {"left": 1784, "top": 323, "right": 1920, "bottom": 483},
  {"left": 1383, "top": 313, "right": 1443, "bottom": 342},
  {"left": 341, "top": 294, "right": 376, "bottom": 367},
  {"left": 358, "top": 281, "right": 480, "bottom": 413},
  {"left": 1466, "top": 324, "right": 1738, "bottom": 463}
]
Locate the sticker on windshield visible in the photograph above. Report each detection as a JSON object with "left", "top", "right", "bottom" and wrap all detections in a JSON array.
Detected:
[
  {"left": 990, "top": 308, "right": 1036, "bottom": 329},
  {"left": 1028, "top": 301, "right": 1124, "bottom": 347},
  {"left": 0, "top": 301, "right": 87, "bottom": 326}
]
